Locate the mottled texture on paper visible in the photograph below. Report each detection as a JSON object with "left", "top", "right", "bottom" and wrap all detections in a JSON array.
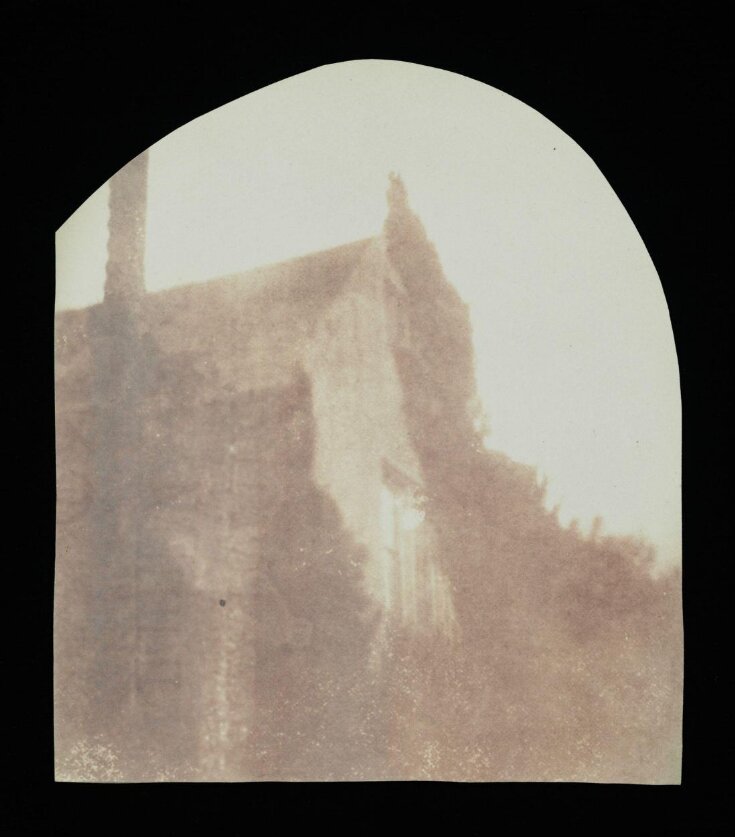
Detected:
[{"left": 54, "top": 62, "right": 682, "bottom": 783}]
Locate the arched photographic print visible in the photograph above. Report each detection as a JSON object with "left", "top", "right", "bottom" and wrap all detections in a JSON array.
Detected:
[{"left": 54, "top": 59, "right": 682, "bottom": 783}]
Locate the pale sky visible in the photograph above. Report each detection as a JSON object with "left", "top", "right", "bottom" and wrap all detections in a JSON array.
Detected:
[{"left": 56, "top": 60, "right": 681, "bottom": 570}]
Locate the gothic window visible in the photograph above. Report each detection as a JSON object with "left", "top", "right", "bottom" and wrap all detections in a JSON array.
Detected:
[{"left": 379, "top": 461, "right": 425, "bottom": 623}]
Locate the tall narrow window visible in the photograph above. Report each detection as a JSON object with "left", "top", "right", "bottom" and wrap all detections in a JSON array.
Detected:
[{"left": 379, "top": 461, "right": 425, "bottom": 624}]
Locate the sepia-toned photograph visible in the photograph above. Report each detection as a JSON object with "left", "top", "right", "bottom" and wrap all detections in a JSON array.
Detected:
[{"left": 54, "top": 59, "right": 682, "bottom": 783}]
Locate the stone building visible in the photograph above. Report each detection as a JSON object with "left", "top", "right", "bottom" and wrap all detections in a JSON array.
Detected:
[
  {"left": 54, "top": 154, "right": 464, "bottom": 780},
  {"left": 55, "top": 150, "right": 683, "bottom": 784}
]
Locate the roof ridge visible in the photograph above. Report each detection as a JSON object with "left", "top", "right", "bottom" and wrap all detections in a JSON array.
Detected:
[{"left": 148, "top": 236, "right": 377, "bottom": 300}]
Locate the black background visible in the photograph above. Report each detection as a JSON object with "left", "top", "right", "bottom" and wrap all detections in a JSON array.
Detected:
[{"left": 5, "top": 0, "right": 730, "bottom": 833}]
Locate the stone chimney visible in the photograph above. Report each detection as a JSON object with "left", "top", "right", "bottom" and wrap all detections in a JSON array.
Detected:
[{"left": 104, "top": 150, "right": 148, "bottom": 303}]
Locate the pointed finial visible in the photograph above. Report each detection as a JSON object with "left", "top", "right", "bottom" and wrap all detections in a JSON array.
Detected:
[
  {"left": 387, "top": 171, "right": 408, "bottom": 213},
  {"left": 384, "top": 170, "right": 427, "bottom": 245}
]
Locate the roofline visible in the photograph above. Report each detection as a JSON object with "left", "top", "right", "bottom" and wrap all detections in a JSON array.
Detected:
[{"left": 56, "top": 235, "right": 381, "bottom": 316}]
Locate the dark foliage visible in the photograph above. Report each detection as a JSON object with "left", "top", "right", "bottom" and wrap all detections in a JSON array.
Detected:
[
  {"left": 251, "top": 369, "right": 384, "bottom": 779},
  {"left": 383, "top": 175, "right": 682, "bottom": 781}
]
